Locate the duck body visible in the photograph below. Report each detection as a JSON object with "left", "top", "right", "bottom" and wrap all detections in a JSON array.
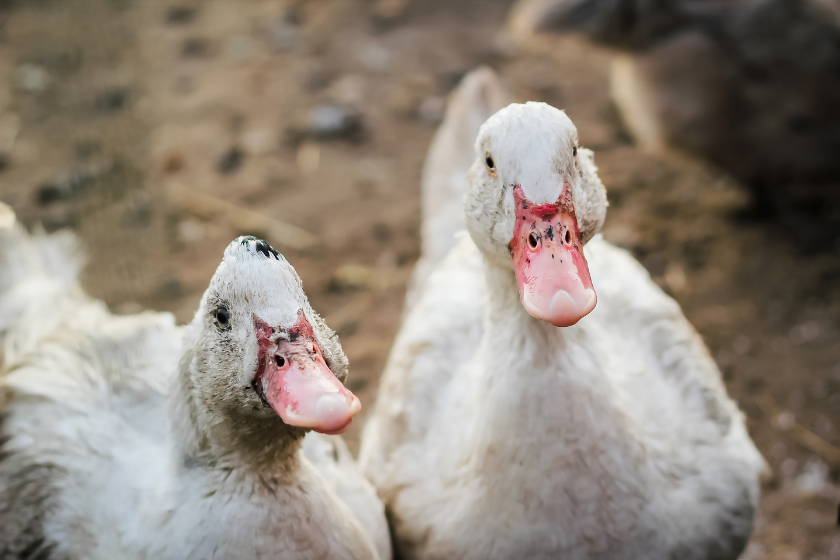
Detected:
[
  {"left": 0, "top": 227, "right": 390, "bottom": 560},
  {"left": 360, "top": 100, "right": 764, "bottom": 559},
  {"left": 363, "top": 235, "right": 760, "bottom": 560}
]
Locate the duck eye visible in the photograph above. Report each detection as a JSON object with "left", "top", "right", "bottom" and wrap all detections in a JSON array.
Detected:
[
  {"left": 215, "top": 307, "right": 229, "bottom": 326},
  {"left": 275, "top": 355, "right": 285, "bottom": 367},
  {"left": 485, "top": 155, "right": 495, "bottom": 170}
]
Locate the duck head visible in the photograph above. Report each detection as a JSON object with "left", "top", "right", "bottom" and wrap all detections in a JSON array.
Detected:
[
  {"left": 186, "top": 236, "right": 359, "bottom": 438},
  {"left": 465, "top": 102, "right": 607, "bottom": 327}
]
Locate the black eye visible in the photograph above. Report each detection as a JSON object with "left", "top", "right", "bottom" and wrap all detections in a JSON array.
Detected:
[
  {"left": 573, "top": 147, "right": 577, "bottom": 157},
  {"left": 215, "top": 307, "right": 229, "bottom": 326},
  {"left": 485, "top": 155, "right": 495, "bottom": 170},
  {"left": 275, "top": 355, "right": 285, "bottom": 367}
]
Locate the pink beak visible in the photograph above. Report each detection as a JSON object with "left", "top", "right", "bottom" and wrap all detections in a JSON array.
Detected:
[
  {"left": 253, "top": 311, "right": 361, "bottom": 435},
  {"left": 508, "top": 185, "right": 597, "bottom": 327}
]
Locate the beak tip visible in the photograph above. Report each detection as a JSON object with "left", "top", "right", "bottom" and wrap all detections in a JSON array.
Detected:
[
  {"left": 315, "top": 393, "right": 357, "bottom": 426},
  {"left": 523, "top": 288, "right": 597, "bottom": 327}
]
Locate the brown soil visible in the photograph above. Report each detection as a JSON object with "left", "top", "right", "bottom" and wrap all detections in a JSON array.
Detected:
[{"left": 1, "top": 0, "right": 838, "bottom": 557}]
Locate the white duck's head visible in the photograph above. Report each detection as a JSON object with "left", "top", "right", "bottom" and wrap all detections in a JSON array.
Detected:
[
  {"left": 465, "top": 102, "right": 607, "bottom": 327},
  {"left": 184, "top": 236, "right": 359, "bottom": 440}
]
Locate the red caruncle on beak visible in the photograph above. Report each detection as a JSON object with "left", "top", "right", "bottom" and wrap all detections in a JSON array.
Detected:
[
  {"left": 508, "top": 184, "right": 597, "bottom": 327},
  {"left": 252, "top": 311, "right": 360, "bottom": 435}
]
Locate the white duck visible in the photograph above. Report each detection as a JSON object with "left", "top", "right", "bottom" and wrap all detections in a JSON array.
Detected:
[
  {"left": 359, "top": 100, "right": 765, "bottom": 559},
  {"left": 0, "top": 221, "right": 391, "bottom": 560}
]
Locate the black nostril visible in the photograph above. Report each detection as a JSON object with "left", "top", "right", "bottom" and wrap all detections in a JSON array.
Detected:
[
  {"left": 565, "top": 229, "right": 571, "bottom": 244},
  {"left": 528, "top": 232, "right": 539, "bottom": 249},
  {"left": 275, "top": 355, "right": 285, "bottom": 367}
]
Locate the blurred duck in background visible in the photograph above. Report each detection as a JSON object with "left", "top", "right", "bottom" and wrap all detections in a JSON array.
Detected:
[
  {"left": 0, "top": 219, "right": 391, "bottom": 560},
  {"left": 510, "top": 0, "right": 840, "bottom": 248},
  {"left": 360, "top": 70, "right": 765, "bottom": 559}
]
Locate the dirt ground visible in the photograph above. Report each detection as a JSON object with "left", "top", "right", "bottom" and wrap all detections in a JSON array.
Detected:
[{"left": 1, "top": 0, "right": 839, "bottom": 557}]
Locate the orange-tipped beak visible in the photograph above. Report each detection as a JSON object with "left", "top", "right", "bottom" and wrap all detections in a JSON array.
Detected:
[
  {"left": 508, "top": 185, "right": 596, "bottom": 327},
  {"left": 254, "top": 311, "right": 360, "bottom": 435}
]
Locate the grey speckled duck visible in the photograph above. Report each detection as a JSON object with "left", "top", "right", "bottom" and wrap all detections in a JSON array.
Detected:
[{"left": 0, "top": 216, "right": 391, "bottom": 560}]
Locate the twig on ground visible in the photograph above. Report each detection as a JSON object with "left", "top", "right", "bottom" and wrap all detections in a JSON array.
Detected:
[{"left": 754, "top": 392, "right": 840, "bottom": 465}]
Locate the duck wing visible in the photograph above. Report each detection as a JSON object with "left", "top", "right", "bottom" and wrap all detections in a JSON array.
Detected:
[
  {"left": 409, "top": 68, "right": 507, "bottom": 304},
  {"left": 360, "top": 235, "right": 485, "bottom": 494},
  {"left": 0, "top": 223, "right": 181, "bottom": 558},
  {"left": 585, "top": 236, "right": 766, "bottom": 473}
]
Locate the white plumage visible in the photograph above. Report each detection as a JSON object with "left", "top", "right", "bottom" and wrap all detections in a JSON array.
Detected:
[
  {"left": 360, "top": 74, "right": 765, "bottom": 559},
  {"left": 0, "top": 224, "right": 391, "bottom": 560}
]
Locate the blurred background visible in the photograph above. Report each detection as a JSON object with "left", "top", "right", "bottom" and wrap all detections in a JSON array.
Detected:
[{"left": 0, "top": 0, "right": 839, "bottom": 557}]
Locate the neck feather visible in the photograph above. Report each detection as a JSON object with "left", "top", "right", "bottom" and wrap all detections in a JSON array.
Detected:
[
  {"left": 481, "top": 258, "right": 594, "bottom": 375},
  {"left": 477, "top": 253, "right": 615, "bottom": 402},
  {"left": 169, "top": 337, "right": 304, "bottom": 478},
  {"left": 456, "top": 254, "right": 631, "bottom": 475}
]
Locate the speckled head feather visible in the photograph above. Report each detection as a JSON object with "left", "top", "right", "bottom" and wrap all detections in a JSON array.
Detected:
[
  {"left": 172, "top": 236, "right": 350, "bottom": 456},
  {"left": 210, "top": 236, "right": 307, "bottom": 330},
  {"left": 216, "top": 236, "right": 347, "bottom": 380},
  {"left": 236, "top": 235, "right": 285, "bottom": 261}
]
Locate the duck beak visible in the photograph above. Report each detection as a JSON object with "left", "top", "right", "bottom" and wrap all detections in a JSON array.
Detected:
[
  {"left": 508, "top": 185, "right": 596, "bottom": 327},
  {"left": 253, "top": 312, "right": 361, "bottom": 435}
]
